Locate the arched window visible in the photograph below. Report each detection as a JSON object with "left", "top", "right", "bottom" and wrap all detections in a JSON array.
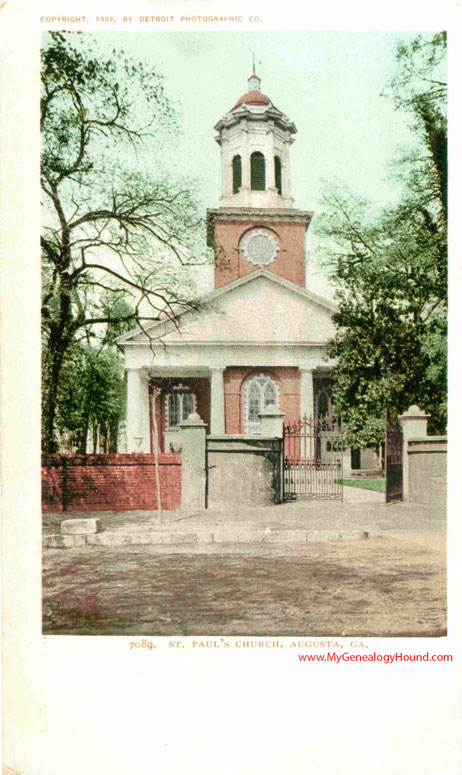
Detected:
[
  {"left": 316, "top": 388, "right": 331, "bottom": 419},
  {"left": 232, "top": 155, "right": 242, "bottom": 194},
  {"left": 166, "top": 388, "right": 196, "bottom": 429},
  {"left": 250, "top": 151, "right": 266, "bottom": 191},
  {"left": 274, "top": 155, "right": 282, "bottom": 195},
  {"left": 244, "top": 374, "right": 279, "bottom": 434}
]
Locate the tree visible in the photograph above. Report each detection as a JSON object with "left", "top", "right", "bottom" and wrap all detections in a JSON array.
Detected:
[
  {"left": 41, "top": 32, "right": 206, "bottom": 451},
  {"left": 54, "top": 296, "right": 133, "bottom": 454},
  {"left": 56, "top": 343, "right": 125, "bottom": 453},
  {"left": 315, "top": 33, "right": 447, "bottom": 445}
]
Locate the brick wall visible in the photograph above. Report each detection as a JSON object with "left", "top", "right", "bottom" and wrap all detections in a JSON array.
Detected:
[
  {"left": 42, "top": 453, "right": 181, "bottom": 512},
  {"left": 213, "top": 218, "right": 307, "bottom": 289},
  {"left": 224, "top": 366, "right": 300, "bottom": 433}
]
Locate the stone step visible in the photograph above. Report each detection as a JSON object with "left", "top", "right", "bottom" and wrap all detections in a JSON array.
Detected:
[{"left": 43, "top": 527, "right": 376, "bottom": 548}]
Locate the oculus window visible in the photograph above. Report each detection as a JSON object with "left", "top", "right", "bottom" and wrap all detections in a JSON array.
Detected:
[{"left": 240, "top": 229, "right": 279, "bottom": 267}]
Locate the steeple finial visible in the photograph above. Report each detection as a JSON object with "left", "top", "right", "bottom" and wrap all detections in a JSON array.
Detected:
[{"left": 248, "top": 52, "right": 261, "bottom": 91}]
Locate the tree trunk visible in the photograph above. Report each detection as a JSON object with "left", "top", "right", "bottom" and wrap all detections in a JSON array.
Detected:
[
  {"left": 42, "top": 272, "right": 73, "bottom": 452},
  {"left": 42, "top": 337, "right": 67, "bottom": 453}
]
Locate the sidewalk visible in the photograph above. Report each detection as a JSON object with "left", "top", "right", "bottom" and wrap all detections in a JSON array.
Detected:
[{"left": 43, "top": 495, "right": 446, "bottom": 549}]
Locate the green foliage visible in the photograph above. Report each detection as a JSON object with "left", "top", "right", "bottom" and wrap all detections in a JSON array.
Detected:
[
  {"left": 56, "top": 343, "right": 125, "bottom": 453},
  {"left": 316, "top": 33, "right": 447, "bottom": 446}
]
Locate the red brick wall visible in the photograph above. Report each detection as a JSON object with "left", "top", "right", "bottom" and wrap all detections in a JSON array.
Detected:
[
  {"left": 224, "top": 367, "right": 300, "bottom": 433},
  {"left": 42, "top": 454, "right": 181, "bottom": 512},
  {"left": 214, "top": 219, "right": 307, "bottom": 289}
]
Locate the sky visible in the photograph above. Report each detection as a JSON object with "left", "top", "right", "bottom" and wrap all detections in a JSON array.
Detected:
[{"left": 45, "top": 30, "right": 432, "bottom": 298}]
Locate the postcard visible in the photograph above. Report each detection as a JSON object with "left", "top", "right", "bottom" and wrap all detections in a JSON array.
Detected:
[{"left": 1, "top": 1, "right": 461, "bottom": 773}]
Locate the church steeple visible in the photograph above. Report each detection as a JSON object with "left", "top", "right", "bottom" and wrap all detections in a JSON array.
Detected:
[
  {"left": 208, "top": 72, "right": 312, "bottom": 291},
  {"left": 214, "top": 74, "right": 297, "bottom": 209}
]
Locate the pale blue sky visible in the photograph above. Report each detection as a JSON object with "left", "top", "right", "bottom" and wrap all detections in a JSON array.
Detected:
[
  {"left": 48, "top": 30, "right": 438, "bottom": 296},
  {"left": 93, "top": 31, "right": 422, "bottom": 207}
]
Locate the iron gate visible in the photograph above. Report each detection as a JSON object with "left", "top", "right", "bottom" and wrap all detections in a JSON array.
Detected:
[
  {"left": 283, "top": 415, "right": 343, "bottom": 501},
  {"left": 385, "top": 419, "right": 403, "bottom": 503}
]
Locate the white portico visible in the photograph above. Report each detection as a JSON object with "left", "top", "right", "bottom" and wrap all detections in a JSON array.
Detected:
[{"left": 118, "top": 270, "right": 337, "bottom": 452}]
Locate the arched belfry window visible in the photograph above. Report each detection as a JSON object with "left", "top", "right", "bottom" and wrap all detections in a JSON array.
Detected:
[
  {"left": 244, "top": 374, "right": 279, "bottom": 434},
  {"left": 250, "top": 151, "right": 266, "bottom": 191},
  {"left": 232, "top": 155, "right": 242, "bottom": 194},
  {"left": 274, "top": 156, "right": 282, "bottom": 195}
]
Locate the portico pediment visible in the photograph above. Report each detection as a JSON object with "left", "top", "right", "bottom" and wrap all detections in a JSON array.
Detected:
[{"left": 117, "top": 270, "right": 337, "bottom": 349}]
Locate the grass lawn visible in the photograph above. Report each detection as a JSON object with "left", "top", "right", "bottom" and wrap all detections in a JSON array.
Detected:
[
  {"left": 42, "top": 537, "right": 446, "bottom": 637},
  {"left": 338, "top": 478, "right": 386, "bottom": 493}
]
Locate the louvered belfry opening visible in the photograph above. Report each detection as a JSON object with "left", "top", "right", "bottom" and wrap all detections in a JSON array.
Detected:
[
  {"left": 250, "top": 151, "right": 266, "bottom": 191},
  {"left": 232, "top": 154, "right": 242, "bottom": 194},
  {"left": 274, "top": 155, "right": 282, "bottom": 195}
]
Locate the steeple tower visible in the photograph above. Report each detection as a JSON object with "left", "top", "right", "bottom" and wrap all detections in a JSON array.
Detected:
[
  {"left": 207, "top": 73, "right": 312, "bottom": 290},
  {"left": 214, "top": 73, "right": 297, "bottom": 209}
]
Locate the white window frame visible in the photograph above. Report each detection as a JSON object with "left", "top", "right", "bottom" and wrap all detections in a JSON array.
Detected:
[
  {"left": 165, "top": 386, "right": 197, "bottom": 431},
  {"left": 243, "top": 373, "right": 280, "bottom": 435}
]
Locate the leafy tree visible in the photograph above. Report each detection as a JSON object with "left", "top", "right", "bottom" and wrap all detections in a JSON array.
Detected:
[
  {"left": 41, "top": 32, "right": 206, "bottom": 451},
  {"left": 56, "top": 343, "right": 125, "bottom": 453},
  {"left": 54, "top": 296, "right": 133, "bottom": 453},
  {"left": 316, "top": 33, "right": 447, "bottom": 445}
]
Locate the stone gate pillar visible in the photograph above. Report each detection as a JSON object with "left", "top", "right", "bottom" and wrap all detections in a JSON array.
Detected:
[
  {"left": 260, "top": 404, "right": 285, "bottom": 438},
  {"left": 180, "top": 412, "right": 207, "bottom": 510},
  {"left": 398, "top": 405, "right": 430, "bottom": 501}
]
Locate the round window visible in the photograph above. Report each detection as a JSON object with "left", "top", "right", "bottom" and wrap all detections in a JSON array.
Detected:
[{"left": 240, "top": 230, "right": 279, "bottom": 267}]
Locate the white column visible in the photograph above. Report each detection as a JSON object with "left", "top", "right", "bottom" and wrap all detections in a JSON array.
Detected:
[
  {"left": 139, "top": 369, "right": 151, "bottom": 452},
  {"left": 125, "top": 368, "right": 150, "bottom": 453},
  {"left": 222, "top": 136, "right": 231, "bottom": 197},
  {"left": 210, "top": 368, "right": 225, "bottom": 435},
  {"left": 300, "top": 367, "right": 315, "bottom": 419},
  {"left": 241, "top": 124, "right": 250, "bottom": 192}
]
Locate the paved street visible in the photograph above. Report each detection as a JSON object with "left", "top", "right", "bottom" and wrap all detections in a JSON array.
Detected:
[{"left": 42, "top": 497, "right": 446, "bottom": 636}]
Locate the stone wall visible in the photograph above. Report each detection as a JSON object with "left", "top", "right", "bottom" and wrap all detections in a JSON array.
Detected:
[
  {"left": 42, "top": 453, "right": 181, "bottom": 512},
  {"left": 407, "top": 437, "right": 447, "bottom": 506},
  {"left": 207, "top": 437, "right": 282, "bottom": 508}
]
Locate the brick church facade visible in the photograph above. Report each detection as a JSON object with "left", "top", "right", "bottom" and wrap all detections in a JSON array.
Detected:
[{"left": 118, "top": 72, "right": 338, "bottom": 454}]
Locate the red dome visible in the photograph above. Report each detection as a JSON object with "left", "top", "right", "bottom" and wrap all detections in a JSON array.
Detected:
[{"left": 231, "top": 90, "right": 272, "bottom": 111}]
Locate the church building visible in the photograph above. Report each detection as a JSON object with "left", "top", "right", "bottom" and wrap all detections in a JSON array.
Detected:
[{"left": 118, "top": 72, "right": 338, "bottom": 454}]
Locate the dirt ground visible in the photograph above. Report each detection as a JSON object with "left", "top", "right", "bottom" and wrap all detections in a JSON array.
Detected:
[{"left": 42, "top": 535, "right": 446, "bottom": 637}]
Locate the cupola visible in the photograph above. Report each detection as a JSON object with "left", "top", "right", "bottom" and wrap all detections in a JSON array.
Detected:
[{"left": 214, "top": 73, "right": 297, "bottom": 209}]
